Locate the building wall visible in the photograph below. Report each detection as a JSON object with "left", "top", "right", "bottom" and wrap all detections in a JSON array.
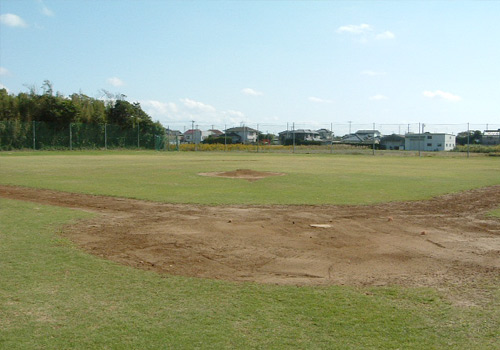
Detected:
[
  {"left": 405, "top": 134, "right": 455, "bottom": 151},
  {"left": 382, "top": 140, "right": 405, "bottom": 150}
]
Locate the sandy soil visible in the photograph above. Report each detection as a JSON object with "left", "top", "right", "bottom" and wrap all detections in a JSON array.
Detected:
[{"left": 1, "top": 182, "right": 499, "bottom": 300}]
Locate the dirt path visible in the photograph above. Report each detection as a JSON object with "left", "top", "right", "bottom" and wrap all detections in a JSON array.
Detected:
[{"left": 1, "top": 184, "right": 499, "bottom": 298}]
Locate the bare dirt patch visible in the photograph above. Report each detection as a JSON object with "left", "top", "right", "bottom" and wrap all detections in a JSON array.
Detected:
[
  {"left": 199, "top": 169, "right": 286, "bottom": 181},
  {"left": 1, "top": 184, "right": 499, "bottom": 301}
]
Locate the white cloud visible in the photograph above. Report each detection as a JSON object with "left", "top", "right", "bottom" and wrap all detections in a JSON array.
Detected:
[
  {"left": 369, "top": 94, "right": 389, "bottom": 101},
  {"left": 337, "top": 23, "right": 373, "bottom": 34},
  {"left": 376, "top": 31, "right": 395, "bottom": 40},
  {"left": 0, "top": 83, "right": 9, "bottom": 92},
  {"left": 37, "top": 0, "right": 54, "bottom": 17},
  {"left": 223, "top": 110, "right": 245, "bottom": 119},
  {"left": 0, "top": 67, "right": 9, "bottom": 76},
  {"left": 142, "top": 98, "right": 246, "bottom": 126},
  {"left": 180, "top": 98, "right": 216, "bottom": 113},
  {"left": 142, "top": 100, "right": 178, "bottom": 116},
  {"left": 308, "top": 96, "right": 333, "bottom": 104},
  {"left": 0, "top": 13, "right": 28, "bottom": 28},
  {"left": 107, "top": 77, "right": 124, "bottom": 87},
  {"left": 423, "top": 90, "right": 461, "bottom": 102},
  {"left": 241, "top": 88, "right": 263, "bottom": 96},
  {"left": 338, "top": 24, "right": 395, "bottom": 43},
  {"left": 360, "top": 70, "right": 386, "bottom": 76}
]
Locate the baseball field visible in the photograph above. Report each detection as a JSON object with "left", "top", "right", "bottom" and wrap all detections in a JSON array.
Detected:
[{"left": 0, "top": 151, "right": 499, "bottom": 349}]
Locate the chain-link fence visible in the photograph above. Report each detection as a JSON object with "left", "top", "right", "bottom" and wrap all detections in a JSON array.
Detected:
[
  {"left": 0, "top": 121, "right": 161, "bottom": 150},
  {"left": 1, "top": 120, "right": 499, "bottom": 154}
]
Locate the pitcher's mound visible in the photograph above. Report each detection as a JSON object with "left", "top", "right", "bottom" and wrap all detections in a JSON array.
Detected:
[{"left": 199, "top": 169, "right": 286, "bottom": 182}]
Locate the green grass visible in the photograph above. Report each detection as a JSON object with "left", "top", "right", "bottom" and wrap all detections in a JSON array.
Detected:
[
  {"left": 1, "top": 197, "right": 499, "bottom": 349},
  {"left": 0, "top": 151, "right": 499, "bottom": 205},
  {"left": 487, "top": 208, "right": 500, "bottom": 218}
]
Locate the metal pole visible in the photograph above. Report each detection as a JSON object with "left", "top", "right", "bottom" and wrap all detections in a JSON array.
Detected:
[
  {"left": 69, "top": 123, "right": 72, "bottom": 150},
  {"left": 33, "top": 121, "right": 36, "bottom": 150},
  {"left": 372, "top": 123, "right": 375, "bottom": 156},
  {"left": 330, "top": 122, "right": 333, "bottom": 154},
  {"left": 191, "top": 120, "right": 195, "bottom": 150},
  {"left": 467, "top": 122, "right": 470, "bottom": 158},
  {"left": 195, "top": 124, "right": 198, "bottom": 151},
  {"left": 257, "top": 124, "right": 259, "bottom": 153},
  {"left": 104, "top": 123, "right": 107, "bottom": 150},
  {"left": 292, "top": 122, "right": 295, "bottom": 153},
  {"left": 418, "top": 122, "right": 421, "bottom": 157}
]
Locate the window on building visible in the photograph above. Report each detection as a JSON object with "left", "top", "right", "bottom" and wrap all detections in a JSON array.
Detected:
[
  {"left": 427, "top": 135, "right": 432, "bottom": 139},
  {"left": 427, "top": 143, "right": 432, "bottom": 147},
  {"left": 438, "top": 143, "right": 442, "bottom": 147}
]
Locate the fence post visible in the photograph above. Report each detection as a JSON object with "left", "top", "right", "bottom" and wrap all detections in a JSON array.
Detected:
[
  {"left": 418, "top": 122, "right": 421, "bottom": 157},
  {"left": 467, "top": 122, "right": 470, "bottom": 158},
  {"left": 330, "top": 122, "right": 333, "bottom": 154},
  {"left": 257, "top": 124, "right": 259, "bottom": 153},
  {"left": 372, "top": 123, "right": 375, "bottom": 156},
  {"left": 32, "top": 121, "right": 36, "bottom": 150},
  {"left": 137, "top": 124, "right": 140, "bottom": 149},
  {"left": 69, "top": 123, "right": 72, "bottom": 150},
  {"left": 166, "top": 127, "right": 169, "bottom": 151}
]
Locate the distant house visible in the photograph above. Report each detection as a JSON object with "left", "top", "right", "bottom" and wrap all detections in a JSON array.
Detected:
[
  {"left": 405, "top": 133, "right": 455, "bottom": 151},
  {"left": 483, "top": 129, "right": 500, "bottom": 145},
  {"left": 316, "top": 128, "right": 333, "bottom": 141},
  {"left": 278, "top": 129, "right": 321, "bottom": 144},
  {"left": 225, "top": 126, "right": 259, "bottom": 144},
  {"left": 164, "top": 129, "right": 183, "bottom": 144},
  {"left": 380, "top": 134, "right": 405, "bottom": 150},
  {"left": 207, "top": 129, "right": 223, "bottom": 137},
  {"left": 184, "top": 129, "right": 210, "bottom": 144},
  {"left": 341, "top": 130, "right": 381, "bottom": 145},
  {"left": 165, "top": 129, "right": 182, "bottom": 138}
]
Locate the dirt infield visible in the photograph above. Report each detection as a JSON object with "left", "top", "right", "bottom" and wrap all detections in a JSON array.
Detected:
[
  {"left": 198, "top": 168, "right": 286, "bottom": 181},
  {"left": 1, "top": 184, "right": 499, "bottom": 296}
]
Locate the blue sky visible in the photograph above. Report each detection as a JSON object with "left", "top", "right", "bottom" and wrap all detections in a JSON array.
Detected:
[{"left": 1, "top": 0, "right": 499, "bottom": 134}]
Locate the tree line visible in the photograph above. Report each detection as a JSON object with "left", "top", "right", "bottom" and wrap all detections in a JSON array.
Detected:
[{"left": 0, "top": 81, "right": 164, "bottom": 150}]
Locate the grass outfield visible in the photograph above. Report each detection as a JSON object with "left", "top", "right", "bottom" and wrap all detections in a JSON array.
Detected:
[
  {"left": 1, "top": 197, "right": 499, "bottom": 350},
  {"left": 0, "top": 151, "right": 499, "bottom": 205},
  {"left": 1, "top": 151, "right": 499, "bottom": 349}
]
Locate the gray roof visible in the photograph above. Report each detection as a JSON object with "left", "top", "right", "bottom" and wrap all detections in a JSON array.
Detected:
[{"left": 226, "top": 127, "right": 258, "bottom": 132}]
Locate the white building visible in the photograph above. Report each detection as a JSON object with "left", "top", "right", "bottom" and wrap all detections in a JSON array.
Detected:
[
  {"left": 405, "top": 133, "right": 456, "bottom": 151},
  {"left": 225, "top": 127, "right": 259, "bottom": 144},
  {"left": 184, "top": 129, "right": 211, "bottom": 144}
]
